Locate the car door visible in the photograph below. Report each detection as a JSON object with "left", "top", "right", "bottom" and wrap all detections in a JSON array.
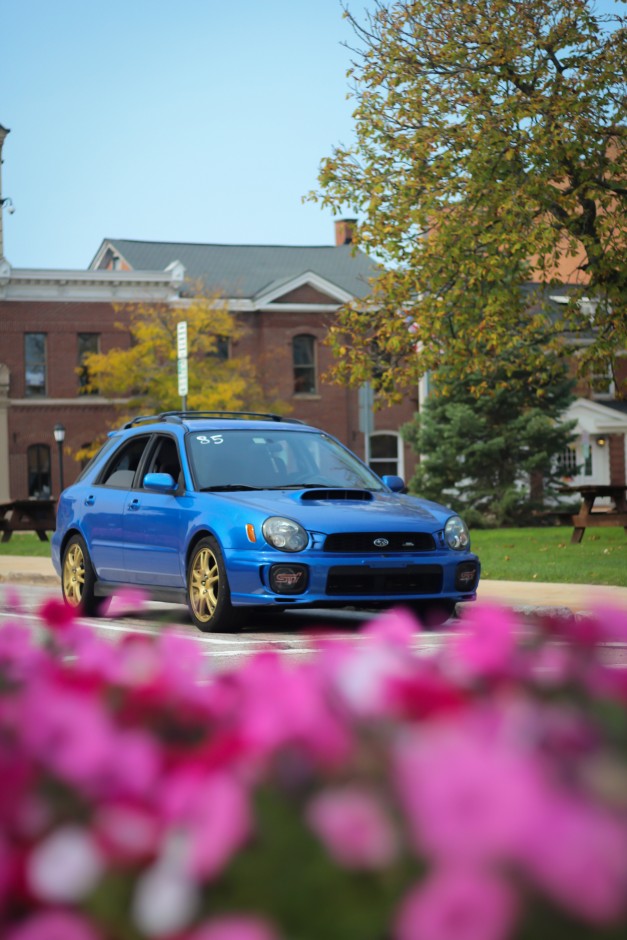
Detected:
[
  {"left": 80, "top": 435, "right": 151, "bottom": 582},
  {"left": 122, "top": 434, "right": 186, "bottom": 587}
]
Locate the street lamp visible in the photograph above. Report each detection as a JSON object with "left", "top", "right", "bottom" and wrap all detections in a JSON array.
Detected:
[{"left": 53, "top": 423, "right": 65, "bottom": 494}]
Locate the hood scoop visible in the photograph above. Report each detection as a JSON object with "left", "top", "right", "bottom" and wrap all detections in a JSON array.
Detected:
[{"left": 299, "top": 488, "right": 374, "bottom": 502}]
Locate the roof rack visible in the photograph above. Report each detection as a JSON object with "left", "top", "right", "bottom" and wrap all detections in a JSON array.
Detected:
[{"left": 122, "top": 411, "right": 305, "bottom": 429}]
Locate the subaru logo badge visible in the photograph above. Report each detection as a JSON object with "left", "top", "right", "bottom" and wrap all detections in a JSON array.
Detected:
[{"left": 373, "top": 537, "right": 389, "bottom": 548}]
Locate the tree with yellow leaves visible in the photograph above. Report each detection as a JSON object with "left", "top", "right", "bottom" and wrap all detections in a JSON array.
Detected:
[{"left": 76, "top": 292, "right": 287, "bottom": 458}]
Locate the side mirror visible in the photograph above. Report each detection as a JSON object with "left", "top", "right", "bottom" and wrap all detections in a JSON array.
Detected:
[
  {"left": 382, "top": 474, "right": 406, "bottom": 493},
  {"left": 143, "top": 472, "right": 178, "bottom": 493}
]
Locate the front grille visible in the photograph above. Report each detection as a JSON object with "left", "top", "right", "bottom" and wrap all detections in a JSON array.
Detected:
[
  {"left": 326, "top": 565, "right": 443, "bottom": 596},
  {"left": 324, "top": 532, "right": 435, "bottom": 553}
]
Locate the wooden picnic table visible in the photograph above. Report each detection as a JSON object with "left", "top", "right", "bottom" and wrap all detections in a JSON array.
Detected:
[
  {"left": 560, "top": 484, "right": 627, "bottom": 544},
  {"left": 0, "top": 499, "right": 57, "bottom": 542}
]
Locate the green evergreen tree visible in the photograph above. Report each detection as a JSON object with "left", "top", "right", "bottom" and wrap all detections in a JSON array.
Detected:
[{"left": 402, "top": 363, "right": 578, "bottom": 527}]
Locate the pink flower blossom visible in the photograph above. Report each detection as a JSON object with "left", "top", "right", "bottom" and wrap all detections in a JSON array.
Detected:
[
  {"left": 106, "top": 587, "right": 150, "bottom": 618},
  {"left": 6, "top": 910, "right": 101, "bottom": 940},
  {"left": 160, "top": 769, "right": 251, "bottom": 878},
  {"left": 521, "top": 793, "right": 627, "bottom": 924},
  {"left": 19, "top": 681, "right": 117, "bottom": 792},
  {"left": 307, "top": 786, "right": 398, "bottom": 868},
  {"left": 233, "top": 651, "right": 350, "bottom": 765},
  {"left": 395, "top": 867, "right": 518, "bottom": 940},
  {"left": 187, "top": 915, "right": 281, "bottom": 940},
  {"left": 38, "top": 596, "right": 76, "bottom": 634},
  {"left": 449, "top": 603, "right": 519, "bottom": 679},
  {"left": 0, "top": 622, "right": 46, "bottom": 682},
  {"left": 394, "top": 720, "right": 546, "bottom": 863},
  {"left": 94, "top": 801, "right": 161, "bottom": 863}
]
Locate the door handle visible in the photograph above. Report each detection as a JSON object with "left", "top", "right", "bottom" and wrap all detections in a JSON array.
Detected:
[
  {"left": 84, "top": 495, "right": 95, "bottom": 506},
  {"left": 128, "top": 498, "right": 141, "bottom": 512}
]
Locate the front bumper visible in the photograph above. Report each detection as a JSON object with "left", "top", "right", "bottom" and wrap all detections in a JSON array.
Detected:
[{"left": 224, "top": 548, "right": 480, "bottom": 608}]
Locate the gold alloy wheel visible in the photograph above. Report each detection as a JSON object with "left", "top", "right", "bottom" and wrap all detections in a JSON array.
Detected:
[
  {"left": 63, "top": 541, "right": 86, "bottom": 607},
  {"left": 189, "top": 545, "right": 220, "bottom": 624}
]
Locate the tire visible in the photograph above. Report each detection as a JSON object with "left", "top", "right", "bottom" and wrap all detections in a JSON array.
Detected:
[
  {"left": 187, "top": 536, "right": 241, "bottom": 632},
  {"left": 410, "top": 599, "right": 457, "bottom": 630},
  {"left": 62, "top": 534, "right": 108, "bottom": 617}
]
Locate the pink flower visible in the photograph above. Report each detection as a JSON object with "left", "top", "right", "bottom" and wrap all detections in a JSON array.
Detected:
[
  {"left": 364, "top": 606, "right": 420, "bottom": 646},
  {"left": 233, "top": 651, "right": 350, "bottom": 765},
  {"left": 307, "top": 786, "right": 398, "bottom": 868},
  {"left": 94, "top": 801, "right": 161, "bottom": 863},
  {"left": 0, "top": 622, "right": 46, "bottom": 681},
  {"left": 395, "top": 867, "right": 518, "bottom": 940},
  {"left": 160, "top": 769, "right": 251, "bottom": 878},
  {"left": 187, "top": 915, "right": 280, "bottom": 940},
  {"left": 19, "top": 682, "right": 117, "bottom": 792},
  {"left": 394, "top": 720, "right": 545, "bottom": 863},
  {"left": 6, "top": 910, "right": 101, "bottom": 940},
  {"left": 106, "top": 587, "right": 150, "bottom": 618},
  {"left": 317, "top": 609, "right": 419, "bottom": 719},
  {"left": 521, "top": 793, "right": 627, "bottom": 923},
  {"left": 449, "top": 604, "right": 519, "bottom": 679},
  {"left": 38, "top": 596, "right": 76, "bottom": 634}
]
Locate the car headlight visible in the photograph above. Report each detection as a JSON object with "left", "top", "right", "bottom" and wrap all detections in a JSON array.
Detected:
[
  {"left": 444, "top": 515, "right": 470, "bottom": 551},
  {"left": 262, "top": 516, "right": 308, "bottom": 552}
]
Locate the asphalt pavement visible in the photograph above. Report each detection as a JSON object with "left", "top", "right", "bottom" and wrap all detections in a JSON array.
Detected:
[{"left": 1, "top": 554, "right": 627, "bottom": 616}]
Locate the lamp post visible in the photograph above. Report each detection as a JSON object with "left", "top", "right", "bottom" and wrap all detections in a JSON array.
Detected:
[{"left": 53, "top": 423, "right": 65, "bottom": 495}]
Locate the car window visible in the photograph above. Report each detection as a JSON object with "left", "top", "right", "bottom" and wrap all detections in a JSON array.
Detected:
[
  {"left": 98, "top": 436, "right": 150, "bottom": 488},
  {"left": 186, "top": 429, "right": 385, "bottom": 491},
  {"left": 143, "top": 435, "right": 182, "bottom": 483}
]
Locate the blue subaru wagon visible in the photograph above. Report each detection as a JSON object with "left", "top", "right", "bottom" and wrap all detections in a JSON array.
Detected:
[{"left": 51, "top": 412, "right": 480, "bottom": 631}]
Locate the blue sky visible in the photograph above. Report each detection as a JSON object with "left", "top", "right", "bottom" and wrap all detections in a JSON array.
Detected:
[
  {"left": 1, "top": 0, "right": 370, "bottom": 268},
  {"left": 1, "top": 0, "right": 622, "bottom": 270}
]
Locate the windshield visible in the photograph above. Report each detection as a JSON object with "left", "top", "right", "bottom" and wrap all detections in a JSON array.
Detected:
[{"left": 186, "top": 429, "right": 386, "bottom": 492}]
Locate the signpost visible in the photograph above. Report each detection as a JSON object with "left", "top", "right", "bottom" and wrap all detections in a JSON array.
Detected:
[
  {"left": 358, "top": 382, "right": 374, "bottom": 464},
  {"left": 177, "top": 321, "right": 188, "bottom": 410}
]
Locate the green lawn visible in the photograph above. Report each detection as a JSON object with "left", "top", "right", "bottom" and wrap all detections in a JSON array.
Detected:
[
  {"left": 471, "top": 526, "right": 627, "bottom": 586},
  {"left": 2, "top": 527, "right": 626, "bottom": 587},
  {"left": 0, "top": 533, "right": 54, "bottom": 557}
]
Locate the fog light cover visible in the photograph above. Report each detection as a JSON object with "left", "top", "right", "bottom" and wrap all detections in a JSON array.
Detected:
[
  {"left": 455, "top": 561, "right": 478, "bottom": 592},
  {"left": 270, "top": 564, "right": 308, "bottom": 595}
]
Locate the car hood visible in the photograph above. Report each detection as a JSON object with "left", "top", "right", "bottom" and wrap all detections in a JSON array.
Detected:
[{"left": 207, "top": 487, "right": 452, "bottom": 533}]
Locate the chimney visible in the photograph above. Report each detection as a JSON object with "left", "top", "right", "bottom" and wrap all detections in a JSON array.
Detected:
[
  {"left": 0, "top": 124, "right": 11, "bottom": 261},
  {"left": 334, "top": 218, "right": 357, "bottom": 246}
]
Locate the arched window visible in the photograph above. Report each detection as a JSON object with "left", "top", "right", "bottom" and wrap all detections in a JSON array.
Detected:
[
  {"left": 27, "top": 444, "right": 51, "bottom": 497},
  {"left": 292, "top": 334, "right": 316, "bottom": 395},
  {"left": 369, "top": 432, "right": 403, "bottom": 479}
]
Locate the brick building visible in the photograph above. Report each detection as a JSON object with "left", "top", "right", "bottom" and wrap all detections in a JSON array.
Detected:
[{"left": 0, "top": 222, "right": 418, "bottom": 501}]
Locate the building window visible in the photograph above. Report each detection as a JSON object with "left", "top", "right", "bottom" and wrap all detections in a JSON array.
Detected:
[
  {"left": 292, "top": 334, "right": 316, "bottom": 395},
  {"left": 555, "top": 446, "right": 579, "bottom": 478},
  {"left": 556, "top": 442, "right": 593, "bottom": 479},
  {"left": 24, "top": 333, "right": 47, "bottom": 397},
  {"left": 207, "top": 336, "right": 230, "bottom": 361},
  {"left": 590, "top": 363, "right": 615, "bottom": 400},
  {"left": 369, "top": 432, "right": 402, "bottom": 478},
  {"left": 78, "top": 333, "right": 100, "bottom": 394},
  {"left": 27, "top": 444, "right": 51, "bottom": 497}
]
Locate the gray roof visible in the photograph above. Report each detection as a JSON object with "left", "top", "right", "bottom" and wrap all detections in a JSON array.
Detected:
[{"left": 93, "top": 239, "right": 380, "bottom": 300}]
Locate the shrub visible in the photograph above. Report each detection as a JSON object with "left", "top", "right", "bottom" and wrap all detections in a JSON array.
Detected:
[{"left": 0, "top": 592, "right": 626, "bottom": 940}]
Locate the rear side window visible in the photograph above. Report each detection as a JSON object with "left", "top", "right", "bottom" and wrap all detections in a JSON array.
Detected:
[
  {"left": 99, "top": 436, "right": 150, "bottom": 488},
  {"left": 75, "top": 436, "right": 120, "bottom": 483}
]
